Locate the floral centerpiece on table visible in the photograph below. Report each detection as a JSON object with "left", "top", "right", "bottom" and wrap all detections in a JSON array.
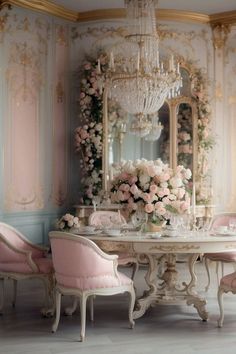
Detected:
[
  {"left": 109, "top": 159, "right": 191, "bottom": 227},
  {"left": 56, "top": 213, "right": 80, "bottom": 232}
]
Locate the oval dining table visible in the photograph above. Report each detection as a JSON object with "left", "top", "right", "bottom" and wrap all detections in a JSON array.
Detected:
[{"left": 86, "top": 231, "right": 236, "bottom": 321}]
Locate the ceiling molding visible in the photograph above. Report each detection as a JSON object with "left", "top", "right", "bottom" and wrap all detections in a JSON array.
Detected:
[
  {"left": 0, "top": 0, "right": 236, "bottom": 26},
  {"left": 0, "top": 0, "right": 78, "bottom": 21},
  {"left": 210, "top": 10, "right": 236, "bottom": 25}
]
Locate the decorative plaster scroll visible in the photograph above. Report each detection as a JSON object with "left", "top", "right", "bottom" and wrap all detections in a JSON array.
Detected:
[{"left": 211, "top": 24, "right": 231, "bottom": 50}]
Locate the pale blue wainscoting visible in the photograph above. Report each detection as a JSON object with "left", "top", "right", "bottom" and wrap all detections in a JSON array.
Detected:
[{"left": 0, "top": 211, "right": 63, "bottom": 246}]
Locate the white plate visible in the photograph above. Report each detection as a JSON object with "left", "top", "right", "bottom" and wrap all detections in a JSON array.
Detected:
[
  {"left": 146, "top": 232, "right": 162, "bottom": 239},
  {"left": 106, "top": 232, "right": 123, "bottom": 237},
  {"left": 72, "top": 229, "right": 100, "bottom": 235}
]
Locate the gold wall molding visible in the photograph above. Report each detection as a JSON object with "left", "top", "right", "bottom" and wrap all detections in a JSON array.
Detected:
[
  {"left": 210, "top": 11, "right": 236, "bottom": 26},
  {"left": 0, "top": 0, "right": 78, "bottom": 21},
  {"left": 1, "top": 0, "right": 236, "bottom": 25}
]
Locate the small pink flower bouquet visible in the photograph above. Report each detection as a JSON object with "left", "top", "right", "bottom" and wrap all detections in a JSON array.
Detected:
[
  {"left": 110, "top": 159, "right": 191, "bottom": 224},
  {"left": 56, "top": 213, "right": 80, "bottom": 231}
]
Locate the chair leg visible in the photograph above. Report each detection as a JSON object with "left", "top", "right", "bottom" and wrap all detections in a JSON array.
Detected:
[
  {"left": 80, "top": 294, "right": 88, "bottom": 342},
  {"left": 64, "top": 296, "right": 78, "bottom": 316},
  {"left": 204, "top": 257, "right": 211, "bottom": 292},
  {"left": 217, "top": 287, "right": 225, "bottom": 328},
  {"left": 0, "top": 278, "right": 4, "bottom": 314},
  {"left": 52, "top": 290, "right": 61, "bottom": 333},
  {"left": 128, "top": 287, "right": 135, "bottom": 329},
  {"left": 131, "top": 262, "right": 139, "bottom": 281},
  {"left": 12, "top": 279, "right": 17, "bottom": 308},
  {"left": 89, "top": 296, "right": 94, "bottom": 322},
  {"left": 41, "top": 276, "right": 54, "bottom": 317}
]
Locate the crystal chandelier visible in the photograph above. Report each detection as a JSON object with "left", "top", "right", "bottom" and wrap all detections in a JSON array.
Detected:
[
  {"left": 105, "top": 0, "right": 182, "bottom": 126},
  {"left": 108, "top": 0, "right": 182, "bottom": 119}
]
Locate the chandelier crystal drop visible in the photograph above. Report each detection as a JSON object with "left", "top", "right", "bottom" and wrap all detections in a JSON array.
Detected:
[
  {"left": 144, "top": 113, "right": 163, "bottom": 141},
  {"left": 106, "top": 0, "right": 182, "bottom": 117}
]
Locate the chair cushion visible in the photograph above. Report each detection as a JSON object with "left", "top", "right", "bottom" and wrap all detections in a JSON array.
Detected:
[
  {"left": 0, "top": 258, "right": 53, "bottom": 274},
  {"left": 56, "top": 269, "right": 132, "bottom": 290},
  {"left": 220, "top": 272, "right": 236, "bottom": 289},
  {"left": 205, "top": 252, "right": 236, "bottom": 262}
]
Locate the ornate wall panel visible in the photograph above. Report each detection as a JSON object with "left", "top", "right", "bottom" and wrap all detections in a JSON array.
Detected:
[
  {"left": 3, "top": 20, "right": 48, "bottom": 211},
  {"left": 51, "top": 24, "right": 69, "bottom": 206}
]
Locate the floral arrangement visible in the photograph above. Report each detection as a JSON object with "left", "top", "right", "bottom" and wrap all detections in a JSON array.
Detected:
[
  {"left": 56, "top": 213, "right": 80, "bottom": 231},
  {"left": 110, "top": 159, "right": 192, "bottom": 224}
]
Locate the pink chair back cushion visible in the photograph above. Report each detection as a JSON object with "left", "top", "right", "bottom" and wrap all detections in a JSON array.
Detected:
[
  {"left": 0, "top": 258, "right": 53, "bottom": 274},
  {"left": 0, "top": 224, "right": 43, "bottom": 262},
  {"left": 221, "top": 271, "right": 236, "bottom": 289},
  {"left": 211, "top": 215, "right": 236, "bottom": 229},
  {"left": 51, "top": 238, "right": 131, "bottom": 290}
]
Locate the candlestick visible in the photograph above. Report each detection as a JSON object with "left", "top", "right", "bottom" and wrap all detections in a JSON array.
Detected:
[
  {"left": 97, "top": 59, "right": 101, "bottom": 74},
  {"left": 192, "top": 183, "right": 196, "bottom": 216},
  {"left": 192, "top": 183, "right": 197, "bottom": 230}
]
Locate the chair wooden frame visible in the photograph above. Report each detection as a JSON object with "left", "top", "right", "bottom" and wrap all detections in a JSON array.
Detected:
[
  {"left": 0, "top": 222, "right": 54, "bottom": 316},
  {"left": 49, "top": 231, "right": 135, "bottom": 342},
  {"left": 217, "top": 272, "right": 236, "bottom": 327},
  {"left": 204, "top": 212, "right": 236, "bottom": 291}
]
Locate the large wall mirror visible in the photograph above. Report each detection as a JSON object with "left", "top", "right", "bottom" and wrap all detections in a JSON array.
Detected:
[{"left": 75, "top": 55, "right": 213, "bottom": 207}]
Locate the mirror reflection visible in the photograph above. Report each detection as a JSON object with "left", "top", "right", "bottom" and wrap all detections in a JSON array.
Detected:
[{"left": 108, "top": 102, "right": 170, "bottom": 166}]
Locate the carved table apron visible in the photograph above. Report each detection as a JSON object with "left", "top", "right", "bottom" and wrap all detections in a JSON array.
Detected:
[{"left": 88, "top": 233, "right": 236, "bottom": 321}]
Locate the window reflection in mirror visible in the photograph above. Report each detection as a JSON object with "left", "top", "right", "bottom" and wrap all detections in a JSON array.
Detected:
[
  {"left": 179, "top": 67, "right": 192, "bottom": 97},
  {"left": 108, "top": 102, "right": 170, "bottom": 165},
  {"left": 177, "top": 102, "right": 193, "bottom": 172}
]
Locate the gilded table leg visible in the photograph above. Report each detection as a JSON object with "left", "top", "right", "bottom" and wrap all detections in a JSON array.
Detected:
[
  {"left": 133, "top": 253, "right": 208, "bottom": 321},
  {"left": 184, "top": 254, "right": 208, "bottom": 321},
  {"left": 133, "top": 254, "right": 160, "bottom": 320}
]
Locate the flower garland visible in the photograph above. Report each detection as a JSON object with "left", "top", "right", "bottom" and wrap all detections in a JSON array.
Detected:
[
  {"left": 75, "top": 54, "right": 106, "bottom": 204},
  {"left": 75, "top": 53, "right": 214, "bottom": 205}
]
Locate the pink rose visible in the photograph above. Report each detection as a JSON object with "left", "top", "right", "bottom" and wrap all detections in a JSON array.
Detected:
[
  {"left": 145, "top": 204, "right": 154, "bottom": 213},
  {"left": 150, "top": 184, "right": 158, "bottom": 194}
]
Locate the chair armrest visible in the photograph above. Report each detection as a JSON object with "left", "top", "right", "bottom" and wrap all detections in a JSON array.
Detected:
[{"left": 0, "top": 234, "right": 39, "bottom": 272}]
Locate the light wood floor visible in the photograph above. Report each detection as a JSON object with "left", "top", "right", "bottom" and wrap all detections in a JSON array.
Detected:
[{"left": 1, "top": 261, "right": 236, "bottom": 354}]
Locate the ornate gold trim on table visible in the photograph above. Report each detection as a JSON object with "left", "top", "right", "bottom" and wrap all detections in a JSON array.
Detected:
[
  {"left": 149, "top": 244, "right": 200, "bottom": 252},
  {"left": 1, "top": 1, "right": 236, "bottom": 25}
]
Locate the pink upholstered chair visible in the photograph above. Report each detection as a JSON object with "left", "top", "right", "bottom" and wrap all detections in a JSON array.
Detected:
[
  {"left": 204, "top": 213, "right": 236, "bottom": 291},
  {"left": 218, "top": 271, "right": 236, "bottom": 327},
  {"left": 0, "top": 222, "right": 54, "bottom": 315},
  {"left": 49, "top": 231, "right": 135, "bottom": 342},
  {"left": 88, "top": 211, "right": 139, "bottom": 280}
]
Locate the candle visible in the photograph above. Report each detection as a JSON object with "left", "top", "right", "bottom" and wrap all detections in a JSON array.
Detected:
[
  {"left": 97, "top": 59, "right": 101, "bottom": 74},
  {"left": 136, "top": 51, "right": 140, "bottom": 71},
  {"left": 92, "top": 200, "right": 96, "bottom": 212},
  {"left": 192, "top": 183, "right": 196, "bottom": 217},
  {"left": 109, "top": 51, "right": 114, "bottom": 70}
]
